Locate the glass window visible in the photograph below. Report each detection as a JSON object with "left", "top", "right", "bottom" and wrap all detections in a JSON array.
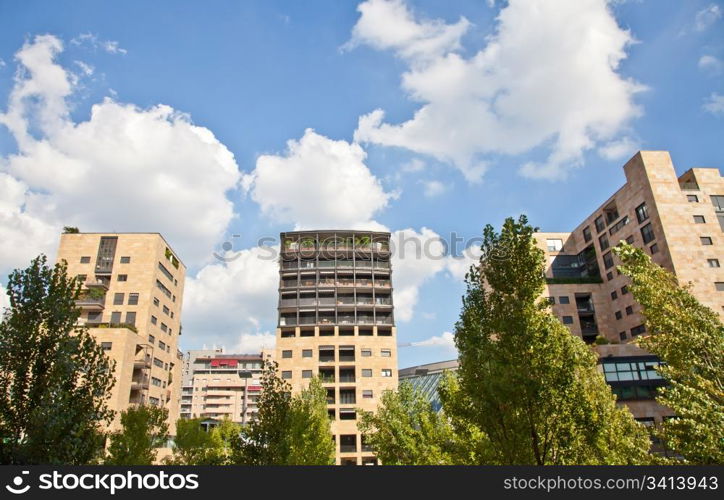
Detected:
[
  {"left": 606, "top": 271, "right": 614, "bottom": 281},
  {"left": 151, "top": 315, "right": 157, "bottom": 325},
  {"left": 113, "top": 293, "right": 124, "bottom": 305},
  {"left": 687, "top": 194, "right": 698, "bottom": 203},
  {"left": 562, "top": 316, "right": 573, "bottom": 324},
  {"left": 302, "top": 370, "right": 312, "bottom": 379},
  {"left": 635, "top": 203, "right": 649, "bottom": 223},
  {"left": 148, "top": 334, "right": 155, "bottom": 344},
  {"left": 120, "top": 256, "right": 131, "bottom": 264},
  {"left": 101, "top": 342, "right": 112, "bottom": 351},
  {"left": 631, "top": 324, "right": 646, "bottom": 336},
  {"left": 595, "top": 215, "right": 605, "bottom": 233},
  {"left": 361, "top": 349, "right": 372, "bottom": 357},
  {"left": 710, "top": 195, "right": 724, "bottom": 210},
  {"left": 128, "top": 293, "right": 139, "bottom": 305},
  {"left": 362, "top": 390, "right": 373, "bottom": 398},
  {"left": 583, "top": 226, "right": 592, "bottom": 243},
  {"left": 381, "top": 349, "right": 391, "bottom": 357},
  {"left": 621, "top": 285, "right": 629, "bottom": 295},
  {"left": 362, "top": 369, "right": 372, "bottom": 377},
  {"left": 708, "top": 259, "right": 720, "bottom": 268},
  {"left": 546, "top": 239, "right": 563, "bottom": 252},
  {"left": 117, "top": 274, "right": 127, "bottom": 282},
  {"left": 640, "top": 223, "right": 655, "bottom": 244},
  {"left": 700, "top": 236, "right": 713, "bottom": 245},
  {"left": 125, "top": 312, "right": 136, "bottom": 326},
  {"left": 615, "top": 311, "right": 622, "bottom": 320},
  {"left": 693, "top": 215, "right": 706, "bottom": 224},
  {"left": 611, "top": 291, "right": 618, "bottom": 300},
  {"left": 381, "top": 369, "right": 392, "bottom": 377},
  {"left": 650, "top": 243, "right": 659, "bottom": 255},
  {"left": 619, "top": 331, "right": 627, "bottom": 341},
  {"left": 716, "top": 282, "right": 724, "bottom": 291},
  {"left": 626, "top": 305, "right": 633, "bottom": 315},
  {"left": 603, "top": 252, "right": 614, "bottom": 269},
  {"left": 153, "top": 297, "right": 159, "bottom": 307},
  {"left": 625, "top": 235, "right": 634, "bottom": 244},
  {"left": 609, "top": 216, "right": 630, "bottom": 235},
  {"left": 110, "top": 311, "right": 121, "bottom": 324},
  {"left": 599, "top": 233, "right": 609, "bottom": 251},
  {"left": 559, "top": 296, "right": 570, "bottom": 304},
  {"left": 302, "top": 349, "right": 312, "bottom": 358},
  {"left": 80, "top": 256, "right": 91, "bottom": 264},
  {"left": 282, "top": 350, "right": 292, "bottom": 358},
  {"left": 281, "top": 371, "right": 292, "bottom": 379}
]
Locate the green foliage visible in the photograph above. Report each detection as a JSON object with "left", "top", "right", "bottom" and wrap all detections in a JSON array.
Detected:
[
  {"left": 86, "top": 287, "right": 106, "bottom": 300},
  {"left": 545, "top": 276, "right": 604, "bottom": 284},
  {"left": 106, "top": 405, "right": 169, "bottom": 465},
  {"left": 614, "top": 243, "right": 724, "bottom": 464},
  {"left": 167, "top": 418, "right": 239, "bottom": 465},
  {"left": 62, "top": 226, "right": 79, "bottom": 234},
  {"left": 0, "top": 255, "right": 115, "bottom": 465},
  {"left": 441, "top": 216, "right": 651, "bottom": 465},
  {"left": 358, "top": 382, "right": 469, "bottom": 465},
  {"left": 230, "top": 361, "right": 334, "bottom": 465}
]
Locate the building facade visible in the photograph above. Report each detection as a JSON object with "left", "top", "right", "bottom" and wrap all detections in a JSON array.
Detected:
[
  {"left": 275, "top": 230, "right": 398, "bottom": 465},
  {"left": 56, "top": 232, "right": 186, "bottom": 433},
  {"left": 535, "top": 151, "right": 723, "bottom": 423},
  {"left": 398, "top": 359, "right": 458, "bottom": 412},
  {"left": 180, "top": 348, "right": 271, "bottom": 426}
]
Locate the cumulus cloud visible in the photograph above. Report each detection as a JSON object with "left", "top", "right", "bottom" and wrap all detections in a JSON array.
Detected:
[
  {"left": 233, "top": 332, "right": 277, "bottom": 354},
  {"left": 350, "top": 0, "right": 644, "bottom": 181},
  {"left": 694, "top": 4, "right": 722, "bottom": 32},
  {"left": 245, "top": 128, "right": 394, "bottom": 230},
  {"left": 703, "top": 93, "right": 724, "bottom": 115},
  {"left": 422, "top": 179, "right": 448, "bottom": 198},
  {"left": 71, "top": 33, "right": 127, "bottom": 55},
  {"left": 698, "top": 55, "right": 723, "bottom": 74},
  {"left": 0, "top": 35, "right": 241, "bottom": 273},
  {"left": 182, "top": 245, "right": 280, "bottom": 349},
  {"left": 410, "top": 331, "right": 457, "bottom": 352},
  {"left": 598, "top": 136, "right": 639, "bottom": 160}
]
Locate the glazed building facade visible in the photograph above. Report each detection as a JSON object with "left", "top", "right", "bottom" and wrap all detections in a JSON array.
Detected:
[{"left": 275, "top": 230, "right": 398, "bottom": 465}]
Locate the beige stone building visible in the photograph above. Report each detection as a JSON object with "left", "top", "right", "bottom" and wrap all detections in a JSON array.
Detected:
[
  {"left": 180, "top": 348, "right": 273, "bottom": 426},
  {"left": 275, "top": 230, "right": 398, "bottom": 465},
  {"left": 535, "top": 151, "right": 723, "bottom": 424},
  {"left": 56, "top": 232, "right": 186, "bottom": 434}
]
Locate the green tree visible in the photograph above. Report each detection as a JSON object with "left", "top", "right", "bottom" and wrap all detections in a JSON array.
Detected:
[
  {"left": 106, "top": 405, "right": 169, "bottom": 465},
  {"left": 358, "top": 382, "right": 470, "bottom": 465},
  {"left": 441, "top": 216, "right": 651, "bottom": 465},
  {"left": 614, "top": 242, "right": 724, "bottom": 464},
  {"left": 0, "top": 255, "right": 115, "bottom": 465},
  {"left": 231, "top": 361, "right": 334, "bottom": 465},
  {"left": 168, "top": 418, "right": 240, "bottom": 465}
]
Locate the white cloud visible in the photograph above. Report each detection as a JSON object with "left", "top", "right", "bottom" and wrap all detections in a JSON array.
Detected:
[
  {"left": 73, "top": 60, "right": 94, "bottom": 76},
  {"left": 246, "top": 128, "right": 393, "bottom": 230},
  {"left": 0, "top": 35, "right": 241, "bottom": 272},
  {"left": 422, "top": 179, "right": 447, "bottom": 198},
  {"left": 695, "top": 4, "right": 722, "bottom": 32},
  {"left": 598, "top": 136, "right": 639, "bottom": 160},
  {"left": 351, "top": 0, "right": 643, "bottom": 181},
  {"left": 698, "top": 55, "right": 723, "bottom": 74},
  {"left": 703, "top": 93, "right": 724, "bottom": 115},
  {"left": 410, "top": 331, "right": 457, "bottom": 352},
  {"left": 183, "top": 245, "right": 280, "bottom": 349},
  {"left": 71, "top": 33, "right": 127, "bottom": 55},
  {"left": 0, "top": 283, "right": 9, "bottom": 317},
  {"left": 401, "top": 158, "right": 425, "bottom": 173},
  {"left": 233, "top": 332, "right": 277, "bottom": 354}
]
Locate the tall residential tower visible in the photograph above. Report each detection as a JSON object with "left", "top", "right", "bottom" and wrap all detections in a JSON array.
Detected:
[
  {"left": 56, "top": 232, "right": 186, "bottom": 433},
  {"left": 275, "top": 230, "right": 398, "bottom": 465}
]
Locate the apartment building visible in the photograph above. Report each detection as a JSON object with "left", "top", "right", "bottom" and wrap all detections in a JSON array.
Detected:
[
  {"left": 275, "top": 230, "right": 398, "bottom": 465},
  {"left": 56, "top": 232, "right": 186, "bottom": 433},
  {"left": 180, "top": 348, "right": 271, "bottom": 426},
  {"left": 535, "top": 151, "right": 723, "bottom": 424}
]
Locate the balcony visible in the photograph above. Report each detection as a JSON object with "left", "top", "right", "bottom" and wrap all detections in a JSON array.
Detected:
[
  {"left": 131, "top": 377, "right": 149, "bottom": 391},
  {"left": 134, "top": 356, "right": 152, "bottom": 369},
  {"left": 76, "top": 296, "right": 105, "bottom": 311},
  {"left": 374, "top": 280, "right": 391, "bottom": 288}
]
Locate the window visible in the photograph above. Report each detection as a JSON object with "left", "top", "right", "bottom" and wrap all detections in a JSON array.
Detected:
[
  {"left": 149, "top": 334, "right": 155, "bottom": 344},
  {"left": 559, "top": 296, "right": 570, "bottom": 304},
  {"left": 631, "top": 325, "right": 646, "bottom": 336},
  {"left": 80, "top": 256, "right": 91, "bottom": 264},
  {"left": 101, "top": 342, "right": 112, "bottom": 351},
  {"left": 302, "top": 349, "right": 312, "bottom": 358},
  {"left": 117, "top": 274, "right": 127, "bottom": 282},
  {"left": 609, "top": 216, "right": 630, "bottom": 235},
  {"left": 161, "top": 323, "right": 168, "bottom": 333},
  {"left": 650, "top": 243, "right": 659, "bottom": 255},
  {"left": 687, "top": 194, "right": 698, "bottom": 203},
  {"left": 603, "top": 252, "right": 614, "bottom": 269},
  {"left": 153, "top": 297, "right": 159, "bottom": 307},
  {"left": 158, "top": 262, "right": 175, "bottom": 282},
  {"left": 619, "top": 331, "right": 627, "bottom": 341},
  {"left": 381, "top": 369, "right": 392, "bottom": 377},
  {"left": 339, "top": 389, "right": 356, "bottom": 405},
  {"left": 611, "top": 291, "right": 618, "bottom": 300},
  {"left": 639, "top": 223, "right": 654, "bottom": 244},
  {"left": 153, "top": 358, "right": 164, "bottom": 368},
  {"left": 159, "top": 340, "right": 166, "bottom": 350},
  {"left": 625, "top": 235, "right": 634, "bottom": 244},
  {"left": 120, "top": 256, "right": 131, "bottom": 263},
  {"left": 700, "top": 236, "right": 713, "bottom": 245},
  {"left": 712, "top": 195, "right": 724, "bottom": 211},
  {"left": 708, "top": 259, "right": 720, "bottom": 268},
  {"left": 302, "top": 370, "right": 313, "bottom": 379},
  {"left": 282, "top": 350, "right": 292, "bottom": 359},
  {"left": 381, "top": 349, "right": 391, "bottom": 357},
  {"left": 113, "top": 293, "right": 124, "bottom": 305},
  {"left": 125, "top": 312, "right": 136, "bottom": 326},
  {"left": 615, "top": 311, "right": 623, "bottom": 320},
  {"left": 626, "top": 305, "right": 634, "bottom": 315},
  {"left": 583, "top": 226, "right": 592, "bottom": 243},
  {"left": 151, "top": 315, "right": 157, "bottom": 325},
  {"left": 110, "top": 311, "right": 121, "bottom": 324},
  {"left": 716, "top": 282, "right": 724, "bottom": 291},
  {"left": 546, "top": 239, "right": 563, "bottom": 252},
  {"left": 598, "top": 234, "right": 609, "bottom": 251},
  {"left": 281, "top": 371, "right": 292, "bottom": 379},
  {"left": 361, "top": 348, "right": 372, "bottom": 357},
  {"left": 621, "top": 285, "right": 629, "bottom": 295},
  {"left": 149, "top": 397, "right": 160, "bottom": 406},
  {"left": 128, "top": 293, "right": 139, "bottom": 305},
  {"left": 362, "top": 369, "right": 372, "bottom": 377},
  {"left": 562, "top": 316, "right": 573, "bottom": 325},
  {"left": 152, "top": 377, "right": 162, "bottom": 387},
  {"left": 606, "top": 271, "right": 614, "bottom": 281},
  {"left": 76, "top": 274, "right": 87, "bottom": 283},
  {"left": 694, "top": 215, "right": 706, "bottom": 224},
  {"left": 362, "top": 390, "right": 373, "bottom": 399},
  {"left": 163, "top": 305, "right": 170, "bottom": 315},
  {"left": 595, "top": 215, "right": 605, "bottom": 233},
  {"left": 635, "top": 203, "right": 649, "bottom": 223}
]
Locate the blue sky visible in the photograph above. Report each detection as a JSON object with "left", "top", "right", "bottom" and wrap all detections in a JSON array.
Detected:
[{"left": 0, "top": 0, "right": 722, "bottom": 368}]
